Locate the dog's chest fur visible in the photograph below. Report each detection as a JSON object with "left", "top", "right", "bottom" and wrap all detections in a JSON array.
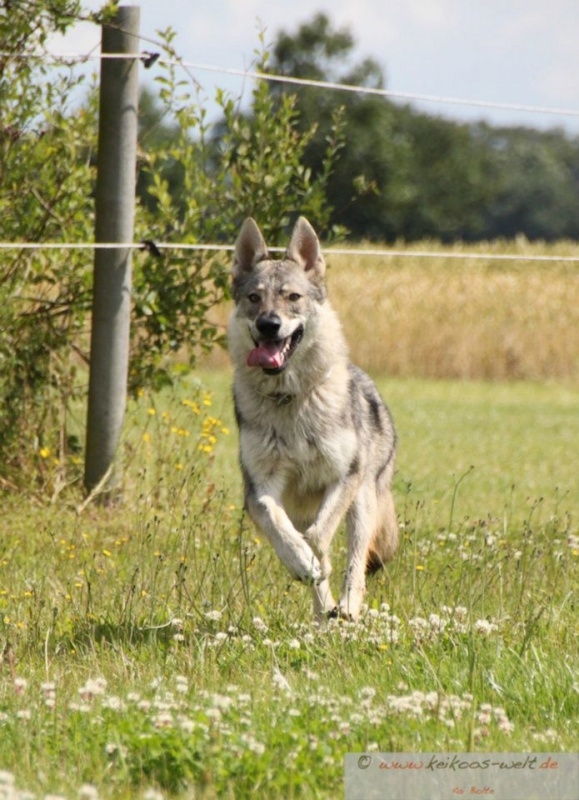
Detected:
[{"left": 235, "top": 366, "right": 357, "bottom": 493}]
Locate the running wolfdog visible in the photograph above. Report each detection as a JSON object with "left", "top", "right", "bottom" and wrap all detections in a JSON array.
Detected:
[{"left": 228, "top": 217, "right": 398, "bottom": 620}]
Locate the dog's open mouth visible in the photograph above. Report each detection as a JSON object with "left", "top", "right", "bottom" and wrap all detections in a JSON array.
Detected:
[{"left": 247, "top": 326, "right": 304, "bottom": 374}]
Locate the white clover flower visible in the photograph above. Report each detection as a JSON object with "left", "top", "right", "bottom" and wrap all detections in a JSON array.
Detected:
[
  {"left": 252, "top": 616, "right": 268, "bottom": 632},
  {"left": 424, "top": 691, "right": 440, "bottom": 709},
  {"left": 240, "top": 734, "right": 266, "bottom": 755},
  {"left": 79, "top": 677, "right": 108, "bottom": 700},
  {"left": 68, "top": 702, "right": 91, "bottom": 713},
  {"left": 204, "top": 609, "right": 223, "bottom": 622},
  {"left": 474, "top": 619, "right": 498, "bottom": 636},
  {"left": 211, "top": 694, "right": 233, "bottom": 710},
  {"left": 102, "top": 696, "right": 124, "bottom": 711},
  {"left": 429, "top": 613, "right": 445, "bottom": 631},
  {"left": 154, "top": 712, "right": 174, "bottom": 728},
  {"left": 0, "top": 771, "right": 15, "bottom": 786},
  {"left": 78, "top": 784, "right": 100, "bottom": 799},
  {"left": 178, "top": 717, "right": 195, "bottom": 734},
  {"left": 497, "top": 716, "right": 515, "bottom": 733},
  {"left": 532, "top": 728, "right": 558, "bottom": 743},
  {"left": 143, "top": 790, "right": 165, "bottom": 800}
]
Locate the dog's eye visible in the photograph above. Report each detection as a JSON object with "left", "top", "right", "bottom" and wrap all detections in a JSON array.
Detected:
[
  {"left": 288, "top": 293, "right": 302, "bottom": 302},
  {"left": 247, "top": 293, "right": 261, "bottom": 304}
]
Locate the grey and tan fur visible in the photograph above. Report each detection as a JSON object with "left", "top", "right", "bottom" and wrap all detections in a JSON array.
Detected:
[{"left": 228, "top": 216, "right": 398, "bottom": 620}]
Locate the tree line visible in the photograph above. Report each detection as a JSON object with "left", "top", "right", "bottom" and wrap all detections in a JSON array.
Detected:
[
  {"left": 138, "top": 12, "right": 579, "bottom": 243},
  {"left": 261, "top": 13, "right": 579, "bottom": 243}
]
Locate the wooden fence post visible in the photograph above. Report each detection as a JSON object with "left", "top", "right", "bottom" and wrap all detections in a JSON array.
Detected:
[{"left": 84, "top": 5, "right": 140, "bottom": 498}]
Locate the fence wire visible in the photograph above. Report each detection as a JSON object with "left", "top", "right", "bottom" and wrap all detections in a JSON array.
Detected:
[
  {"left": 2, "top": 49, "right": 579, "bottom": 120},
  {"left": 1, "top": 242, "right": 578, "bottom": 264},
  {"left": 2, "top": 37, "right": 579, "bottom": 264}
]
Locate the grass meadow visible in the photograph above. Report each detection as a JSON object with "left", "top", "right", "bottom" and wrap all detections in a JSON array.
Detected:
[{"left": 0, "top": 243, "right": 578, "bottom": 799}]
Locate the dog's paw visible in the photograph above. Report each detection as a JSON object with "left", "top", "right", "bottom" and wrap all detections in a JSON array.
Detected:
[
  {"left": 336, "top": 590, "right": 364, "bottom": 622},
  {"left": 294, "top": 560, "right": 322, "bottom": 586},
  {"left": 284, "top": 539, "right": 322, "bottom": 585},
  {"left": 327, "top": 606, "right": 356, "bottom": 623}
]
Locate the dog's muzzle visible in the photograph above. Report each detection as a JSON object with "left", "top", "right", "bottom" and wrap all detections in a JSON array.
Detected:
[{"left": 247, "top": 323, "right": 304, "bottom": 374}]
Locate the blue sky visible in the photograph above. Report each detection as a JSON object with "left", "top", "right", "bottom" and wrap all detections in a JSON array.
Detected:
[{"left": 53, "top": 0, "right": 579, "bottom": 133}]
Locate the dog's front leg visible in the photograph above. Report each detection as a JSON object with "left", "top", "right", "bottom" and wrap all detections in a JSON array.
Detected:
[
  {"left": 305, "top": 476, "right": 360, "bottom": 617},
  {"left": 246, "top": 484, "right": 322, "bottom": 584},
  {"left": 304, "top": 475, "right": 359, "bottom": 560}
]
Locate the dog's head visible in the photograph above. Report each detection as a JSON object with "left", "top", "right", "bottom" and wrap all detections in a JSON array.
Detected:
[{"left": 230, "top": 217, "right": 327, "bottom": 376}]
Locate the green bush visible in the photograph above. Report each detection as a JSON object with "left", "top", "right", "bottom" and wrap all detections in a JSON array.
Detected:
[{"left": 0, "top": 16, "right": 343, "bottom": 485}]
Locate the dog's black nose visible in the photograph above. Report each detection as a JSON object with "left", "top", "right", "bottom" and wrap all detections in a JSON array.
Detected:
[{"left": 256, "top": 313, "right": 282, "bottom": 338}]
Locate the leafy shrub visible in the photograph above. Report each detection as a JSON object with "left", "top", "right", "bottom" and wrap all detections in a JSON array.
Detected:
[{"left": 0, "top": 17, "right": 344, "bottom": 485}]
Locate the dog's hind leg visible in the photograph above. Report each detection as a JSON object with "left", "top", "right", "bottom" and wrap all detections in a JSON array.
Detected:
[
  {"left": 366, "top": 482, "right": 399, "bottom": 575},
  {"left": 338, "top": 485, "right": 379, "bottom": 621}
]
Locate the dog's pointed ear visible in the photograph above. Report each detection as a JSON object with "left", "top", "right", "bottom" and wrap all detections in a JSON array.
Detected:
[
  {"left": 233, "top": 218, "right": 269, "bottom": 276},
  {"left": 286, "top": 217, "right": 325, "bottom": 279}
]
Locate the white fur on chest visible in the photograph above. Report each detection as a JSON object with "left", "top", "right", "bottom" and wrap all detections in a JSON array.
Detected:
[{"left": 239, "top": 383, "right": 356, "bottom": 492}]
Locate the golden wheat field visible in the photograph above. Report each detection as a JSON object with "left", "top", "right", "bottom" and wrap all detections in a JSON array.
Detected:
[{"left": 202, "top": 239, "right": 579, "bottom": 382}]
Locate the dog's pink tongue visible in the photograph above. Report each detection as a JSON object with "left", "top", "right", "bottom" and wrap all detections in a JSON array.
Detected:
[{"left": 247, "top": 342, "right": 284, "bottom": 369}]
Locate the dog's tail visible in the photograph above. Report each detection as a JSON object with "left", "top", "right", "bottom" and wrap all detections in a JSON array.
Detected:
[{"left": 366, "top": 486, "right": 399, "bottom": 575}]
